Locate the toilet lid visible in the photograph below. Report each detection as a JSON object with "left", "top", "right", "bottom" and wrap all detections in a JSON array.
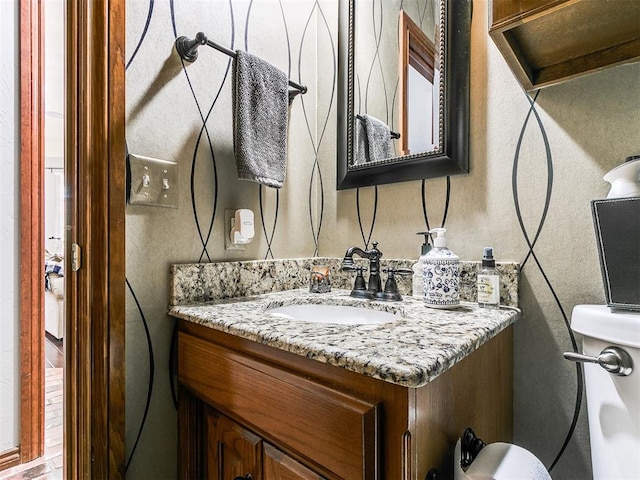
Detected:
[{"left": 571, "top": 305, "right": 640, "bottom": 348}]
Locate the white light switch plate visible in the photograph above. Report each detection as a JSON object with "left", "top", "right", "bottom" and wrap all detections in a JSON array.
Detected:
[{"left": 128, "top": 153, "right": 179, "bottom": 208}]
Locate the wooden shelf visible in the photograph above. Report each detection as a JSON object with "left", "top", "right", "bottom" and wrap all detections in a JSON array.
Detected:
[{"left": 489, "top": 0, "right": 640, "bottom": 91}]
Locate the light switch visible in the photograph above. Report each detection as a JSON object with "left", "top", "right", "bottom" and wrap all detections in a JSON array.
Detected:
[{"left": 128, "top": 153, "right": 179, "bottom": 208}]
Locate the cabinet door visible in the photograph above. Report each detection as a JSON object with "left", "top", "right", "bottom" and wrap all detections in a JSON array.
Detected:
[
  {"left": 180, "top": 333, "right": 379, "bottom": 479},
  {"left": 263, "top": 443, "right": 325, "bottom": 480},
  {"left": 207, "top": 409, "right": 263, "bottom": 480}
]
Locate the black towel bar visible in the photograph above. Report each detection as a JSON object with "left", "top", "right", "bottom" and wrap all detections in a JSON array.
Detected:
[
  {"left": 355, "top": 114, "right": 401, "bottom": 139},
  {"left": 175, "top": 32, "right": 307, "bottom": 94}
]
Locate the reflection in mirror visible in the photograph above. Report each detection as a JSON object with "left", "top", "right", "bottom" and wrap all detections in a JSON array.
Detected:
[
  {"left": 354, "top": 1, "right": 441, "bottom": 162},
  {"left": 399, "top": 9, "right": 440, "bottom": 155},
  {"left": 337, "top": 0, "right": 471, "bottom": 189},
  {"left": 353, "top": 0, "right": 442, "bottom": 162}
]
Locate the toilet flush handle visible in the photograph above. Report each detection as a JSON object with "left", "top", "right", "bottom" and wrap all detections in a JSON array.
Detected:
[{"left": 564, "top": 346, "right": 633, "bottom": 376}]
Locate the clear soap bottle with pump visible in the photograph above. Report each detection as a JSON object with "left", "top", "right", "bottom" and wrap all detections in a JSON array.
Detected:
[
  {"left": 423, "top": 228, "right": 460, "bottom": 309},
  {"left": 412, "top": 232, "right": 432, "bottom": 298},
  {"left": 477, "top": 247, "right": 500, "bottom": 308}
]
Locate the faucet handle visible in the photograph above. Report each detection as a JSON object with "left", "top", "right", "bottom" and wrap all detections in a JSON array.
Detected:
[
  {"left": 345, "top": 265, "right": 372, "bottom": 299},
  {"left": 375, "top": 267, "right": 413, "bottom": 302},
  {"left": 353, "top": 266, "right": 368, "bottom": 291},
  {"left": 385, "top": 267, "right": 412, "bottom": 276}
]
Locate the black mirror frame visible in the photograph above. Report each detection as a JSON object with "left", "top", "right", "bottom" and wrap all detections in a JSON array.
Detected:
[{"left": 337, "top": 0, "right": 471, "bottom": 190}]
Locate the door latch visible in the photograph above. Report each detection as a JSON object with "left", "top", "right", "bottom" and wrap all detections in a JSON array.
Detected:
[{"left": 71, "top": 243, "right": 81, "bottom": 272}]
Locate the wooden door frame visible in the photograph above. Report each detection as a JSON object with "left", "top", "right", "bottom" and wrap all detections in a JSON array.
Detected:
[
  {"left": 15, "top": 0, "right": 45, "bottom": 468},
  {"left": 16, "top": 0, "right": 126, "bottom": 477},
  {"left": 65, "top": 0, "right": 126, "bottom": 478}
]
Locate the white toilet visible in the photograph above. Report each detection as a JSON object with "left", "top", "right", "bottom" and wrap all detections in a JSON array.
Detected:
[{"left": 567, "top": 305, "right": 640, "bottom": 479}]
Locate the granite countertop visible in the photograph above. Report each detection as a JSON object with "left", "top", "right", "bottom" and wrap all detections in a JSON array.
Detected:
[{"left": 169, "top": 288, "right": 520, "bottom": 388}]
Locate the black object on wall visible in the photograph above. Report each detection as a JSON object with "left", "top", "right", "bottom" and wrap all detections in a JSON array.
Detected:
[
  {"left": 174, "top": 31, "right": 308, "bottom": 94},
  {"left": 512, "top": 91, "right": 583, "bottom": 473}
]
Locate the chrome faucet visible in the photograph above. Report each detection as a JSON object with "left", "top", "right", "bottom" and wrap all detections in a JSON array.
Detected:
[{"left": 342, "top": 241, "right": 383, "bottom": 298}]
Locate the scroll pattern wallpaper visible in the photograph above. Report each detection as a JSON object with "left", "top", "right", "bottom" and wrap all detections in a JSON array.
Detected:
[{"left": 125, "top": 1, "right": 640, "bottom": 478}]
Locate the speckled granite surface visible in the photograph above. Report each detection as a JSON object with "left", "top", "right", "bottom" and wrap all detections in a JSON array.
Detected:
[
  {"left": 170, "top": 258, "right": 519, "bottom": 307},
  {"left": 169, "top": 287, "right": 520, "bottom": 388},
  {"left": 170, "top": 258, "right": 520, "bottom": 387}
]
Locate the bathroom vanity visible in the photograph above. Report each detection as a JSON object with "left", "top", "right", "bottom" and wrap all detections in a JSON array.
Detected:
[{"left": 170, "top": 269, "right": 520, "bottom": 480}]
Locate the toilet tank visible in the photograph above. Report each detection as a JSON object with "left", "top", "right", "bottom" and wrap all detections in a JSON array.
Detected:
[{"left": 571, "top": 305, "right": 640, "bottom": 480}]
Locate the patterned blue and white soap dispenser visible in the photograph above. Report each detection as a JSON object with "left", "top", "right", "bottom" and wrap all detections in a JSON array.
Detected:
[{"left": 423, "top": 227, "right": 460, "bottom": 309}]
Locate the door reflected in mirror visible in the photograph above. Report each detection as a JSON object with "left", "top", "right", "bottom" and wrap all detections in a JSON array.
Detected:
[
  {"left": 400, "top": 10, "right": 440, "bottom": 156},
  {"left": 352, "top": 0, "right": 442, "bottom": 164}
]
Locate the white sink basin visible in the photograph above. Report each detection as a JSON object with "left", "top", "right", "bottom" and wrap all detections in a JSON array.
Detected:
[{"left": 265, "top": 303, "right": 399, "bottom": 325}]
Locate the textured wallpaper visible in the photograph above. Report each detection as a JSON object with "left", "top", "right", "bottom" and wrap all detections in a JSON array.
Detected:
[
  {"left": 125, "top": 1, "right": 640, "bottom": 478},
  {"left": 125, "top": 1, "right": 332, "bottom": 477}
]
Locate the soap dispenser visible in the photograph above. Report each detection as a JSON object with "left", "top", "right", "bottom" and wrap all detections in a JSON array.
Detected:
[
  {"left": 423, "top": 228, "right": 460, "bottom": 309},
  {"left": 412, "top": 232, "right": 432, "bottom": 298}
]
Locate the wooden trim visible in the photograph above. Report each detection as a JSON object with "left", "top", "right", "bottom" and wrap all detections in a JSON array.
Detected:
[
  {"left": 65, "top": 4, "right": 80, "bottom": 476},
  {"left": 65, "top": 0, "right": 126, "bottom": 478},
  {"left": 399, "top": 12, "right": 410, "bottom": 155},
  {"left": 0, "top": 448, "right": 22, "bottom": 471},
  {"left": 489, "top": 0, "right": 574, "bottom": 31},
  {"left": 178, "top": 390, "right": 206, "bottom": 479},
  {"left": 19, "top": 0, "right": 44, "bottom": 465}
]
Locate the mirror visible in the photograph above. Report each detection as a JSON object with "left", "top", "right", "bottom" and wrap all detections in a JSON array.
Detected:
[{"left": 337, "top": 0, "right": 471, "bottom": 189}]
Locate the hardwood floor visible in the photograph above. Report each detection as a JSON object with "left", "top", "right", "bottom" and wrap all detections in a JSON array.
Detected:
[
  {"left": 0, "top": 336, "right": 63, "bottom": 479},
  {"left": 44, "top": 333, "right": 63, "bottom": 369}
]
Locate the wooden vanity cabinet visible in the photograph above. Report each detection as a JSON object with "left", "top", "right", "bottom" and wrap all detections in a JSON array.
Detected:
[
  {"left": 263, "top": 443, "right": 324, "bottom": 480},
  {"left": 206, "top": 408, "right": 322, "bottom": 480},
  {"left": 206, "top": 409, "right": 261, "bottom": 480},
  {"left": 177, "top": 320, "right": 513, "bottom": 479}
]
